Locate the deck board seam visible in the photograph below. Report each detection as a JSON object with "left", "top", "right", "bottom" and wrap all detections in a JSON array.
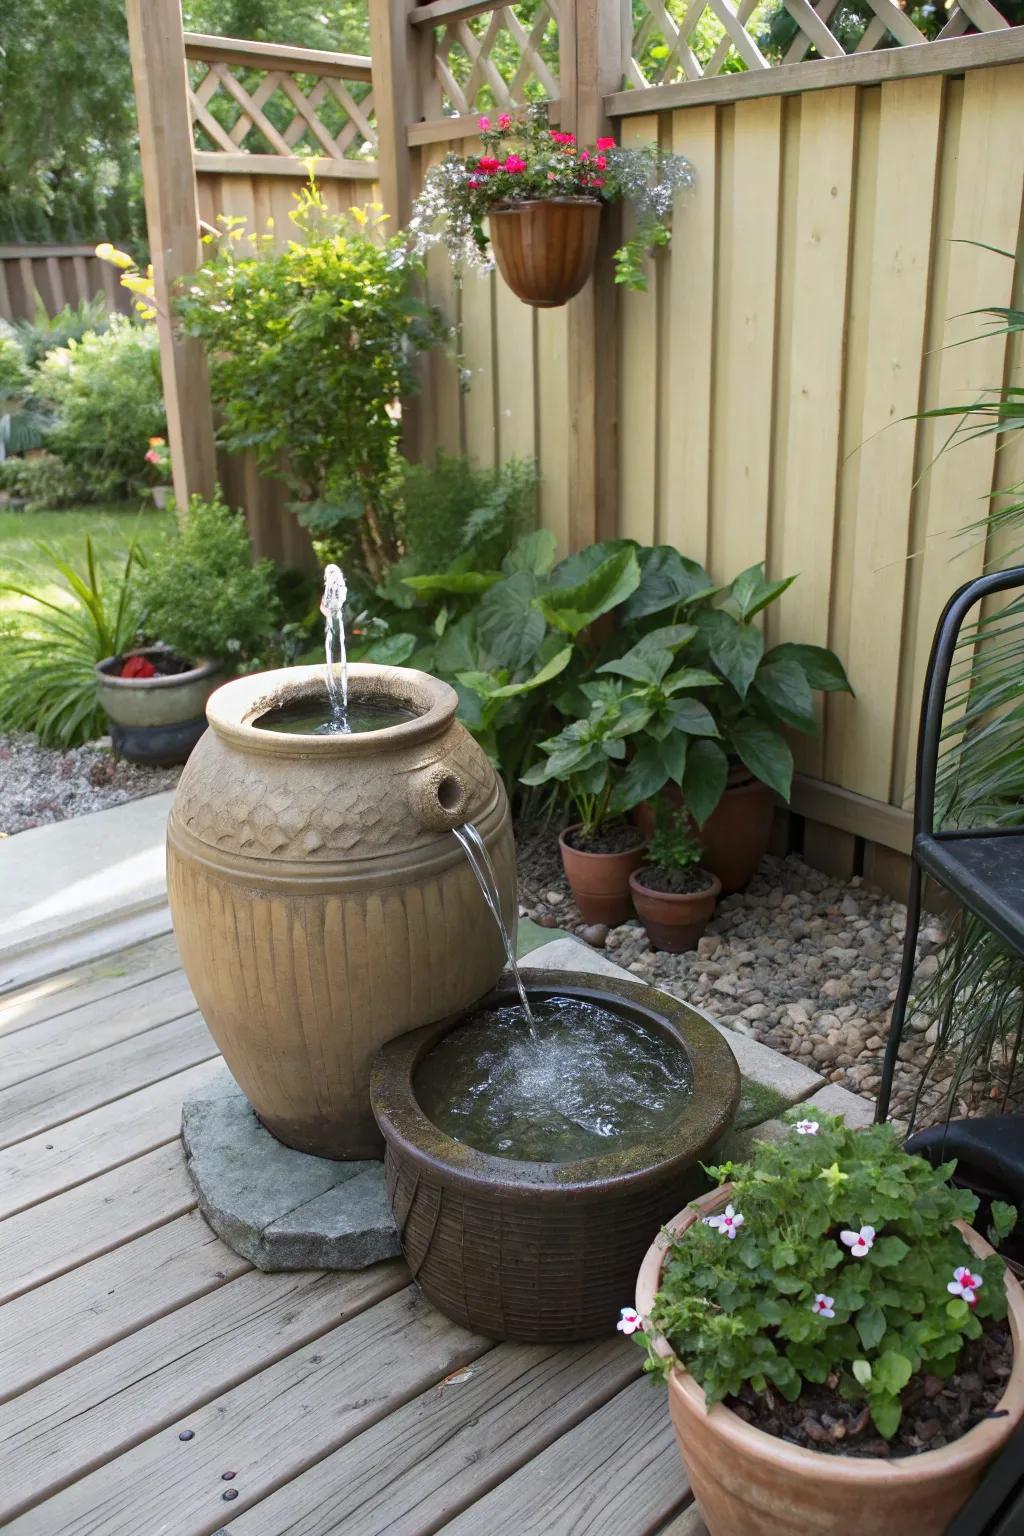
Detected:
[
  {"left": 0, "top": 963, "right": 185, "bottom": 1039},
  {"left": 0, "top": 1003, "right": 203, "bottom": 1093}
]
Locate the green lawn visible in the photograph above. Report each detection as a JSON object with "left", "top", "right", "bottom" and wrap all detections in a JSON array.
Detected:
[{"left": 0, "top": 502, "right": 174, "bottom": 615}]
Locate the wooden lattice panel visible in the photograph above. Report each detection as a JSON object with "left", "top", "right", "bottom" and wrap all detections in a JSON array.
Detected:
[
  {"left": 428, "top": 2, "right": 560, "bottom": 115},
  {"left": 187, "top": 57, "right": 377, "bottom": 162},
  {"left": 627, "top": 0, "right": 1012, "bottom": 84}
]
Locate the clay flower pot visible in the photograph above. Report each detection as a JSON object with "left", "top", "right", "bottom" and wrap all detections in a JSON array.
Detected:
[
  {"left": 559, "top": 823, "right": 647, "bottom": 926},
  {"left": 372, "top": 970, "right": 740, "bottom": 1343},
  {"left": 635, "top": 769, "right": 776, "bottom": 895},
  {"left": 630, "top": 867, "right": 721, "bottom": 953},
  {"left": 95, "top": 647, "right": 221, "bottom": 766},
  {"left": 636, "top": 1188, "right": 1024, "bottom": 1536},
  {"left": 488, "top": 198, "right": 602, "bottom": 307}
]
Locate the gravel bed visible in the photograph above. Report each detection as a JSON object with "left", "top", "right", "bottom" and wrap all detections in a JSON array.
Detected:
[
  {"left": 516, "top": 822, "right": 974, "bottom": 1132},
  {"left": 0, "top": 732, "right": 180, "bottom": 836}
]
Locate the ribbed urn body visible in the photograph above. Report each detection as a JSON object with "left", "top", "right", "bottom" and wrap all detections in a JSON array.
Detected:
[{"left": 166, "top": 664, "right": 515, "bottom": 1159}]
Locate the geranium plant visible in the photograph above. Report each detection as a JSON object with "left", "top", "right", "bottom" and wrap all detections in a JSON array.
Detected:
[
  {"left": 143, "top": 435, "right": 170, "bottom": 482},
  {"left": 635, "top": 1113, "right": 1017, "bottom": 1443},
  {"left": 409, "top": 103, "right": 694, "bottom": 291}
]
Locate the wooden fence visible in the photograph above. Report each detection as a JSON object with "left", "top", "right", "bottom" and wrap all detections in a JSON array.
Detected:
[
  {"left": 130, "top": 0, "right": 1024, "bottom": 885},
  {"left": 0, "top": 245, "right": 132, "bottom": 324}
]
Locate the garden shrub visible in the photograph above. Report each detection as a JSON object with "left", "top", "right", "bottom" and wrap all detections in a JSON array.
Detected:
[
  {"left": 38, "top": 316, "right": 165, "bottom": 501},
  {"left": 0, "top": 452, "right": 78, "bottom": 509},
  {"left": 13, "top": 294, "right": 112, "bottom": 369},
  {"left": 138, "top": 490, "right": 280, "bottom": 663}
]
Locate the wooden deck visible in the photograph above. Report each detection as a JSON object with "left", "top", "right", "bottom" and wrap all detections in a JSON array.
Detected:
[{"left": 0, "top": 931, "right": 706, "bottom": 1536}]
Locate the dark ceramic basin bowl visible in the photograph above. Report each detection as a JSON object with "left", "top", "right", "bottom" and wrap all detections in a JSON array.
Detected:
[{"left": 370, "top": 969, "right": 740, "bottom": 1342}]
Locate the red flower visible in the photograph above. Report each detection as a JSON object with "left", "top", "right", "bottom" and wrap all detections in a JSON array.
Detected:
[
  {"left": 549, "top": 131, "right": 576, "bottom": 146},
  {"left": 477, "top": 157, "right": 500, "bottom": 174},
  {"left": 499, "top": 113, "right": 512, "bottom": 130},
  {"left": 595, "top": 154, "right": 608, "bottom": 169},
  {"left": 587, "top": 176, "right": 606, "bottom": 188},
  {"left": 596, "top": 136, "right": 615, "bottom": 150},
  {"left": 502, "top": 154, "right": 527, "bottom": 174},
  {"left": 121, "top": 654, "right": 156, "bottom": 679},
  {"left": 467, "top": 177, "right": 482, "bottom": 189}
]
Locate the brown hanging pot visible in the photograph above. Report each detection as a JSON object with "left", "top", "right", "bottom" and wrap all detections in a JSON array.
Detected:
[{"left": 488, "top": 197, "right": 603, "bottom": 308}]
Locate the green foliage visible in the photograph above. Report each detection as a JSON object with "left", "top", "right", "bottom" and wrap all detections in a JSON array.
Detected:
[
  {"left": 647, "top": 800, "right": 703, "bottom": 874},
  {"left": 13, "top": 294, "right": 112, "bottom": 369},
  {"left": 37, "top": 317, "right": 165, "bottom": 502},
  {"left": 0, "top": 326, "right": 50, "bottom": 458},
  {"left": 0, "top": 453, "right": 78, "bottom": 510},
  {"left": 0, "top": 536, "right": 143, "bottom": 746},
  {"left": 137, "top": 491, "right": 280, "bottom": 664},
  {"left": 643, "top": 1114, "right": 1016, "bottom": 1440},
  {"left": 176, "top": 187, "right": 443, "bottom": 586},
  {"left": 393, "top": 453, "right": 537, "bottom": 580}
]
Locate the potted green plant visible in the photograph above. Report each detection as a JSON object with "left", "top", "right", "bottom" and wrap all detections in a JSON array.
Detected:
[
  {"left": 408, "top": 104, "right": 694, "bottom": 306},
  {"left": 144, "top": 435, "right": 172, "bottom": 508},
  {"left": 630, "top": 1113, "right": 1024, "bottom": 1536},
  {"left": 630, "top": 801, "right": 720, "bottom": 952},
  {"left": 95, "top": 490, "right": 280, "bottom": 765}
]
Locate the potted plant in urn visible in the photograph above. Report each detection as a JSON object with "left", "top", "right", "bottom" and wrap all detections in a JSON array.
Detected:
[
  {"left": 630, "top": 801, "right": 720, "bottom": 952},
  {"left": 628, "top": 1113, "right": 1024, "bottom": 1536},
  {"left": 144, "top": 436, "right": 173, "bottom": 509},
  {"left": 408, "top": 103, "right": 694, "bottom": 306},
  {"left": 96, "top": 491, "right": 280, "bottom": 765}
]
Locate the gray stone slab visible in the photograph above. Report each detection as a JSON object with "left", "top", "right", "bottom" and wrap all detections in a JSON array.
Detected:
[
  {"left": 181, "top": 1066, "right": 400, "bottom": 1272},
  {"left": 806, "top": 1081, "right": 875, "bottom": 1128}
]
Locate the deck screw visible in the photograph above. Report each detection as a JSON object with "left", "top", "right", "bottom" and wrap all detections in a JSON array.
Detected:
[
  {"left": 178, "top": 1430, "right": 195, "bottom": 1441},
  {"left": 222, "top": 1488, "right": 239, "bottom": 1501},
  {"left": 221, "top": 1471, "right": 236, "bottom": 1481}
]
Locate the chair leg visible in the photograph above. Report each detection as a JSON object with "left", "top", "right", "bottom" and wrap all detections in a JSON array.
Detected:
[{"left": 875, "top": 861, "right": 924, "bottom": 1124}]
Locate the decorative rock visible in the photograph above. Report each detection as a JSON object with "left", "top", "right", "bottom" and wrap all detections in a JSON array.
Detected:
[
  {"left": 536, "top": 913, "right": 558, "bottom": 929},
  {"left": 545, "top": 890, "right": 564, "bottom": 906},
  {"left": 581, "top": 923, "right": 609, "bottom": 948},
  {"left": 697, "top": 935, "right": 721, "bottom": 960},
  {"left": 181, "top": 1067, "right": 401, "bottom": 1272}
]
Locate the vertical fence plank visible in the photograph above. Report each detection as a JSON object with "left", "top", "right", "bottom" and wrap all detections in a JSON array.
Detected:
[
  {"left": 618, "top": 113, "right": 662, "bottom": 546},
  {"left": 536, "top": 305, "right": 571, "bottom": 553},
  {"left": 495, "top": 277, "right": 537, "bottom": 466},
  {"left": 459, "top": 269, "right": 498, "bottom": 469}
]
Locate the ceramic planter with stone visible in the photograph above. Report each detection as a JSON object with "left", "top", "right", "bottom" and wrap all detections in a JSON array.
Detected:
[
  {"left": 630, "top": 866, "right": 721, "bottom": 953},
  {"left": 636, "top": 1188, "right": 1024, "bottom": 1536},
  {"left": 167, "top": 663, "right": 515, "bottom": 1161},
  {"left": 489, "top": 198, "right": 602, "bottom": 307},
  {"left": 559, "top": 823, "right": 647, "bottom": 926},
  {"left": 372, "top": 970, "right": 739, "bottom": 1343},
  {"left": 95, "top": 647, "right": 221, "bottom": 766}
]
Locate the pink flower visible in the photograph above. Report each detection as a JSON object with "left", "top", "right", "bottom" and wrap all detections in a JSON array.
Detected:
[
  {"left": 499, "top": 113, "right": 512, "bottom": 129},
  {"left": 811, "top": 1294, "right": 835, "bottom": 1318},
  {"left": 587, "top": 177, "right": 605, "bottom": 188},
  {"left": 477, "top": 157, "right": 499, "bottom": 174},
  {"left": 596, "top": 136, "right": 615, "bottom": 150},
  {"left": 840, "top": 1225, "right": 876, "bottom": 1259},
  {"left": 617, "top": 1306, "right": 643, "bottom": 1334},
  {"left": 467, "top": 178, "right": 482, "bottom": 189},
  {"left": 794, "top": 1120, "right": 820, "bottom": 1136},
  {"left": 549, "top": 130, "right": 576, "bottom": 146},
  {"left": 705, "top": 1203, "right": 744, "bottom": 1240},
  {"left": 595, "top": 154, "right": 608, "bottom": 169},
  {"left": 580, "top": 150, "right": 590, "bottom": 162},
  {"left": 502, "top": 154, "right": 526, "bottom": 174},
  {"left": 144, "top": 449, "right": 160, "bottom": 464},
  {"left": 948, "top": 1266, "right": 983, "bottom": 1306},
  {"left": 478, "top": 116, "right": 491, "bottom": 131}
]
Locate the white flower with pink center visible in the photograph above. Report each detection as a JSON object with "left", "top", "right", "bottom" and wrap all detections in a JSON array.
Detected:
[
  {"left": 840, "top": 1224, "right": 876, "bottom": 1258},
  {"left": 794, "top": 1120, "right": 820, "bottom": 1135},
  {"left": 705, "top": 1204, "right": 744, "bottom": 1239},
  {"left": 617, "top": 1307, "right": 642, "bottom": 1335},
  {"left": 811, "top": 1294, "right": 835, "bottom": 1318},
  {"left": 947, "top": 1266, "right": 983, "bottom": 1306}
]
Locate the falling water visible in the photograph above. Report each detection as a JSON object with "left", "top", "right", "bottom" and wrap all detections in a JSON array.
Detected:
[
  {"left": 453, "top": 822, "right": 536, "bottom": 1034},
  {"left": 322, "top": 563, "right": 349, "bottom": 720}
]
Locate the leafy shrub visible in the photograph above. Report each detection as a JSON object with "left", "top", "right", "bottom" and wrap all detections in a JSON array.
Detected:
[
  {"left": 13, "top": 293, "right": 112, "bottom": 369},
  {"left": 642, "top": 1113, "right": 1017, "bottom": 1441},
  {"left": 646, "top": 800, "right": 704, "bottom": 875},
  {"left": 0, "top": 324, "right": 51, "bottom": 456},
  {"left": 396, "top": 453, "right": 537, "bottom": 580},
  {"left": 38, "top": 316, "right": 165, "bottom": 501},
  {"left": 176, "top": 185, "right": 443, "bottom": 584},
  {"left": 138, "top": 490, "right": 280, "bottom": 663},
  {"left": 0, "top": 537, "right": 144, "bottom": 746},
  {"left": 0, "top": 452, "right": 78, "bottom": 508}
]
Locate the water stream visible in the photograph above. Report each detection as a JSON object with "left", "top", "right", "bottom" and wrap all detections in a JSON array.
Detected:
[
  {"left": 322, "top": 562, "right": 349, "bottom": 720},
  {"left": 453, "top": 822, "right": 535, "bottom": 1035}
]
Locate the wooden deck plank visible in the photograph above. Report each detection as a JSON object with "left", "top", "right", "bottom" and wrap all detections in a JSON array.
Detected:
[
  {"left": 654, "top": 1507, "right": 706, "bottom": 1535},
  {"left": 437, "top": 1376, "right": 687, "bottom": 1536},
  {"left": 0, "top": 932, "right": 182, "bottom": 1031},
  {"left": 0, "top": 1010, "right": 217, "bottom": 1149},
  {"left": 0, "top": 1144, "right": 197, "bottom": 1304},
  {"left": 0, "top": 967, "right": 197, "bottom": 1088},
  {"left": 0, "top": 1212, "right": 248, "bottom": 1403},
  {"left": 9, "top": 1289, "right": 489, "bottom": 1536},
  {"left": 0, "top": 1058, "right": 223, "bottom": 1219},
  {"left": 223, "top": 1338, "right": 640, "bottom": 1536},
  {"left": 0, "top": 1263, "right": 408, "bottom": 1522}
]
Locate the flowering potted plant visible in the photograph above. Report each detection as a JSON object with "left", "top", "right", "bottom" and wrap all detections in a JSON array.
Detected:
[
  {"left": 409, "top": 104, "right": 694, "bottom": 307},
  {"left": 143, "top": 436, "right": 172, "bottom": 509},
  {"left": 629, "top": 801, "right": 720, "bottom": 952},
  {"left": 629, "top": 1113, "right": 1024, "bottom": 1536}
]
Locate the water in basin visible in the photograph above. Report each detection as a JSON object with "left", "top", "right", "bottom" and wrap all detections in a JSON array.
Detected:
[{"left": 254, "top": 697, "right": 418, "bottom": 735}]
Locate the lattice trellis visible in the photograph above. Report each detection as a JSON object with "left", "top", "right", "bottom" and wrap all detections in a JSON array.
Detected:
[
  {"left": 627, "top": 0, "right": 1013, "bottom": 85},
  {"left": 187, "top": 59, "right": 377, "bottom": 161},
  {"left": 426, "top": 2, "right": 561, "bottom": 115}
]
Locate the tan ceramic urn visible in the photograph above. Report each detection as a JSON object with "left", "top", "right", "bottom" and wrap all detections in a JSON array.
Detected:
[{"left": 167, "top": 663, "right": 515, "bottom": 1159}]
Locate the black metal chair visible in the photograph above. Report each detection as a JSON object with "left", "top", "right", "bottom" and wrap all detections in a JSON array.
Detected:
[{"left": 875, "top": 565, "right": 1024, "bottom": 1124}]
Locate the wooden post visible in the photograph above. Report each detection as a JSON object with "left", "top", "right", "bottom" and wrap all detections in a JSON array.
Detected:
[
  {"left": 559, "top": 0, "right": 626, "bottom": 548},
  {"left": 368, "top": 0, "right": 434, "bottom": 226},
  {"left": 126, "top": 0, "right": 217, "bottom": 515}
]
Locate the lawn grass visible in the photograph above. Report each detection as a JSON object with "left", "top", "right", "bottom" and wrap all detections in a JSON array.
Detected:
[{"left": 0, "top": 501, "right": 173, "bottom": 615}]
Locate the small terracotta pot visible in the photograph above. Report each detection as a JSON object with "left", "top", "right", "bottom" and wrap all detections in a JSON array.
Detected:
[
  {"left": 636, "top": 1187, "right": 1024, "bottom": 1536},
  {"left": 635, "top": 771, "right": 776, "bottom": 895},
  {"left": 630, "top": 866, "right": 721, "bottom": 953},
  {"left": 559, "top": 823, "right": 647, "bottom": 926},
  {"left": 489, "top": 198, "right": 602, "bottom": 307}
]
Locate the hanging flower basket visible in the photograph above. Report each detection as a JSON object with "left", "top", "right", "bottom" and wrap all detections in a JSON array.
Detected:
[{"left": 408, "top": 105, "right": 694, "bottom": 306}]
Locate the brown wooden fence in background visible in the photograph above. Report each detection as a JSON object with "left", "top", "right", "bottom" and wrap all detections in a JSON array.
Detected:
[{"left": 0, "top": 245, "right": 133, "bottom": 324}]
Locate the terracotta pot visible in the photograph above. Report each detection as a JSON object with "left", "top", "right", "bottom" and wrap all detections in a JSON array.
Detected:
[
  {"left": 488, "top": 198, "right": 602, "bottom": 308},
  {"left": 166, "top": 663, "right": 515, "bottom": 1160},
  {"left": 629, "top": 866, "right": 721, "bottom": 953},
  {"left": 559, "top": 823, "right": 647, "bottom": 925},
  {"left": 372, "top": 970, "right": 740, "bottom": 1343},
  {"left": 636, "top": 1188, "right": 1024, "bottom": 1536},
  {"left": 635, "top": 771, "right": 776, "bottom": 895},
  {"left": 96, "top": 648, "right": 221, "bottom": 766}
]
